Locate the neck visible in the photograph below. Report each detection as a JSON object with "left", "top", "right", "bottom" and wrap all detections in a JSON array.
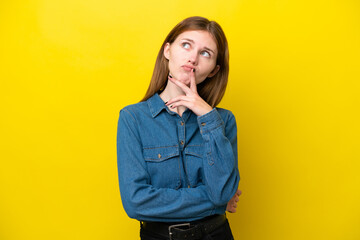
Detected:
[{"left": 159, "top": 80, "right": 187, "bottom": 117}]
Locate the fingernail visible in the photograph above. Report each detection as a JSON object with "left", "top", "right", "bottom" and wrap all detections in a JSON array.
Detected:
[
  {"left": 168, "top": 74, "right": 172, "bottom": 78},
  {"left": 192, "top": 69, "right": 195, "bottom": 72},
  {"left": 165, "top": 101, "right": 168, "bottom": 104},
  {"left": 170, "top": 105, "right": 173, "bottom": 108}
]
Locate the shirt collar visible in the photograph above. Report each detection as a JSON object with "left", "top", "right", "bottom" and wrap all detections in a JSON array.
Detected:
[{"left": 147, "top": 93, "right": 167, "bottom": 118}]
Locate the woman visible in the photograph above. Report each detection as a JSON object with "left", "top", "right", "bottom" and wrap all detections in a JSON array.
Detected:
[{"left": 117, "top": 16, "right": 241, "bottom": 240}]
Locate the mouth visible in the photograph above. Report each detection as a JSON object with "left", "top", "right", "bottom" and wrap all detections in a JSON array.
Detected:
[{"left": 182, "top": 65, "right": 195, "bottom": 72}]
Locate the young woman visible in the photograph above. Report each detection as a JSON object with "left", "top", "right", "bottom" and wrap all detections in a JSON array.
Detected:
[{"left": 117, "top": 16, "right": 241, "bottom": 240}]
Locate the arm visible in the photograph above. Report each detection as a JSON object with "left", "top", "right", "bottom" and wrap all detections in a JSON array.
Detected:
[
  {"left": 117, "top": 109, "right": 216, "bottom": 222},
  {"left": 165, "top": 70, "right": 240, "bottom": 206},
  {"left": 197, "top": 108, "right": 240, "bottom": 206}
]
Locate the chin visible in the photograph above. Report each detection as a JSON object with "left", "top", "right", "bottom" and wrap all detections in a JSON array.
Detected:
[
  {"left": 179, "top": 78, "right": 191, "bottom": 86},
  {"left": 178, "top": 74, "right": 191, "bottom": 82}
]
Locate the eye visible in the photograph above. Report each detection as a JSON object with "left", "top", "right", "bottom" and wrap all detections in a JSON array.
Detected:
[
  {"left": 200, "top": 51, "right": 211, "bottom": 58},
  {"left": 182, "top": 42, "right": 190, "bottom": 49}
]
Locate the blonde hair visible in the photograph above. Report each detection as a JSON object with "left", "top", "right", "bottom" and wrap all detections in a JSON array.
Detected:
[{"left": 141, "top": 16, "right": 229, "bottom": 107}]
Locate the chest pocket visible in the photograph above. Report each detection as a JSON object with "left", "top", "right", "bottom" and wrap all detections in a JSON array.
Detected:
[
  {"left": 184, "top": 145, "right": 205, "bottom": 187},
  {"left": 143, "top": 146, "right": 181, "bottom": 189}
]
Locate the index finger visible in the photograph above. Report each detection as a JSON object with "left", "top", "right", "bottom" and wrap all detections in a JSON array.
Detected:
[
  {"left": 169, "top": 76, "right": 192, "bottom": 95},
  {"left": 189, "top": 69, "right": 197, "bottom": 93}
]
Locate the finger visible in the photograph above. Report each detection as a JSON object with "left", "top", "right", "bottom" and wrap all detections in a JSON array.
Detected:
[
  {"left": 226, "top": 206, "right": 236, "bottom": 213},
  {"left": 169, "top": 76, "right": 192, "bottom": 94},
  {"left": 166, "top": 95, "right": 189, "bottom": 106},
  {"left": 169, "top": 76, "right": 192, "bottom": 95},
  {"left": 236, "top": 189, "right": 242, "bottom": 196},
  {"left": 189, "top": 69, "right": 197, "bottom": 93},
  {"left": 229, "top": 207, "right": 236, "bottom": 213},
  {"left": 168, "top": 100, "right": 194, "bottom": 110}
]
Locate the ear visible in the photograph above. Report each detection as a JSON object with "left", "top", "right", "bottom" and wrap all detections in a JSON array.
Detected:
[
  {"left": 163, "top": 43, "right": 170, "bottom": 60},
  {"left": 207, "top": 65, "right": 220, "bottom": 78}
]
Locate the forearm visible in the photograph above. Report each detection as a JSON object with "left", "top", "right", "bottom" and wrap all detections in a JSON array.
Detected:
[
  {"left": 119, "top": 179, "right": 217, "bottom": 222},
  {"left": 197, "top": 109, "right": 240, "bottom": 205}
]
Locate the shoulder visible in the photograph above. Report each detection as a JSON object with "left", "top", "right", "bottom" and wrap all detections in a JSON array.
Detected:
[
  {"left": 119, "top": 101, "right": 149, "bottom": 120},
  {"left": 117, "top": 101, "right": 150, "bottom": 135}
]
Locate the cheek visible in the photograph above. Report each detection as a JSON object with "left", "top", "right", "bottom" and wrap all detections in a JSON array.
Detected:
[
  {"left": 168, "top": 61, "right": 178, "bottom": 77},
  {"left": 167, "top": 51, "right": 179, "bottom": 71},
  {"left": 194, "top": 72, "right": 208, "bottom": 85},
  {"left": 199, "top": 63, "right": 216, "bottom": 77}
]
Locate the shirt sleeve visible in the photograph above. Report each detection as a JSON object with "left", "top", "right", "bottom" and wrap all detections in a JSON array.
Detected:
[
  {"left": 117, "top": 108, "right": 217, "bottom": 222},
  {"left": 197, "top": 108, "right": 240, "bottom": 206}
]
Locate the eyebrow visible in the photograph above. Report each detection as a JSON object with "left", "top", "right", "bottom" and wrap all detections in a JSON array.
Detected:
[{"left": 181, "top": 38, "right": 216, "bottom": 54}]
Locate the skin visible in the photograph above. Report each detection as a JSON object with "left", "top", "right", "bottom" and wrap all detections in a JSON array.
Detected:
[
  {"left": 159, "top": 30, "right": 241, "bottom": 213},
  {"left": 226, "top": 189, "right": 242, "bottom": 213},
  {"left": 164, "top": 30, "right": 220, "bottom": 87},
  {"left": 161, "top": 30, "right": 220, "bottom": 117}
]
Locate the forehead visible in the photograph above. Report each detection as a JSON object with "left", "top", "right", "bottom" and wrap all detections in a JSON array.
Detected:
[{"left": 174, "top": 30, "right": 218, "bottom": 52}]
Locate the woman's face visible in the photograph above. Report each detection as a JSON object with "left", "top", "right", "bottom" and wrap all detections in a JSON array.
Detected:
[{"left": 164, "top": 30, "right": 220, "bottom": 86}]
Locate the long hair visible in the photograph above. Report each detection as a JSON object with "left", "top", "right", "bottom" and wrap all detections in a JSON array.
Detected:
[{"left": 141, "top": 16, "right": 229, "bottom": 108}]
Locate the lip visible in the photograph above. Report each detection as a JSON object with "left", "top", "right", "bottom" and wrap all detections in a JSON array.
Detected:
[{"left": 182, "top": 65, "right": 195, "bottom": 72}]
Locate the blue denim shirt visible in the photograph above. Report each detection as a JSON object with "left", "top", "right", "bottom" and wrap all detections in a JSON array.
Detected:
[{"left": 117, "top": 93, "right": 240, "bottom": 222}]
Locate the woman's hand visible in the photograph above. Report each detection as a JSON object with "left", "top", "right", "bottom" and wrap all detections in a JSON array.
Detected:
[
  {"left": 226, "top": 189, "right": 242, "bottom": 213},
  {"left": 165, "top": 70, "right": 213, "bottom": 116}
]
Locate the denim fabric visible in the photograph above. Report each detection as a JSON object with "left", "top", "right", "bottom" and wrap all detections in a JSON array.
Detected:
[{"left": 117, "top": 93, "right": 240, "bottom": 222}]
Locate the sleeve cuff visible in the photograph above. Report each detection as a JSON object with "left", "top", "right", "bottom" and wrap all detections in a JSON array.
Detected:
[{"left": 197, "top": 108, "right": 224, "bottom": 134}]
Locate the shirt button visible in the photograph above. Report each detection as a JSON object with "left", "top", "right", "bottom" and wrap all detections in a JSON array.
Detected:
[
  {"left": 158, "top": 154, "right": 161, "bottom": 158},
  {"left": 201, "top": 122, "right": 206, "bottom": 126},
  {"left": 180, "top": 121, "right": 184, "bottom": 126},
  {"left": 180, "top": 140, "right": 184, "bottom": 145}
]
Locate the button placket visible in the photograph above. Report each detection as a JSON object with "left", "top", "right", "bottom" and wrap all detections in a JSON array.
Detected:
[{"left": 178, "top": 119, "right": 185, "bottom": 149}]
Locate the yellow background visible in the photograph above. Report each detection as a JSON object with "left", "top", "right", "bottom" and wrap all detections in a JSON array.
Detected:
[{"left": 1, "top": 0, "right": 359, "bottom": 239}]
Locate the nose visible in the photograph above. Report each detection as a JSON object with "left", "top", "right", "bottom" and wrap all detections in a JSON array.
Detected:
[{"left": 187, "top": 50, "right": 198, "bottom": 65}]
